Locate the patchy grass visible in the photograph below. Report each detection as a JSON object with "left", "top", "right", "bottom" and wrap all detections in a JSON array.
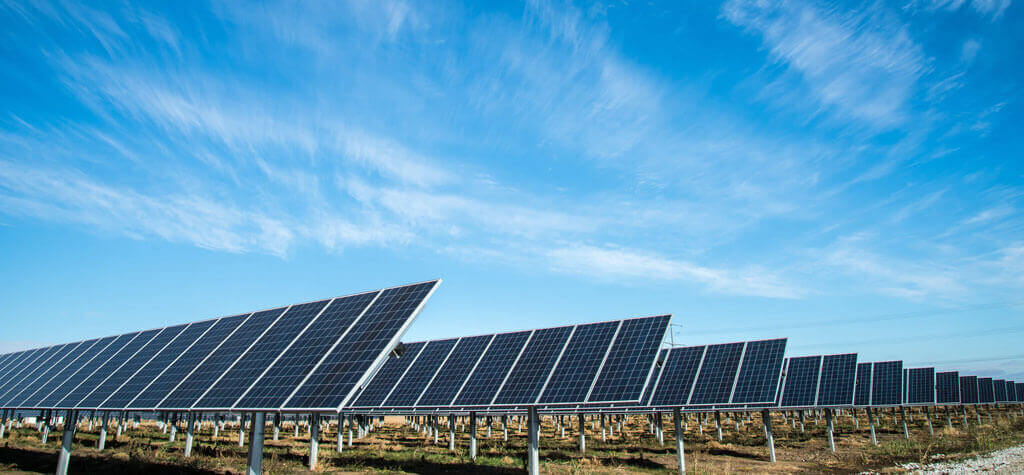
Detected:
[{"left": 1, "top": 406, "right": 1024, "bottom": 473}]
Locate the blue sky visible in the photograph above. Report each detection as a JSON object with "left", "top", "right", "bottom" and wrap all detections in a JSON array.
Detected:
[{"left": 0, "top": 0, "right": 1022, "bottom": 379}]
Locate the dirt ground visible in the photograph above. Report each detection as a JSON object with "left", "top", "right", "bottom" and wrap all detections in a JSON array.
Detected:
[{"left": 1, "top": 406, "right": 1023, "bottom": 473}]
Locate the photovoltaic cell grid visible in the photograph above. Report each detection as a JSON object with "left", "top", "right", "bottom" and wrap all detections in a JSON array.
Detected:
[
  {"left": 350, "top": 315, "right": 671, "bottom": 408},
  {"left": 780, "top": 356, "right": 821, "bottom": 408},
  {"left": 854, "top": 363, "right": 872, "bottom": 406},
  {"left": 383, "top": 339, "right": 458, "bottom": 407},
  {"left": 870, "top": 361, "right": 903, "bottom": 406},
  {"left": 817, "top": 354, "right": 858, "bottom": 406},
  {"left": 0, "top": 281, "right": 439, "bottom": 412},
  {"left": 905, "top": 367, "right": 935, "bottom": 405},
  {"left": 1007, "top": 381, "right": 1018, "bottom": 403},
  {"left": 960, "top": 376, "right": 979, "bottom": 404},
  {"left": 351, "top": 342, "right": 425, "bottom": 407},
  {"left": 978, "top": 377, "right": 995, "bottom": 404},
  {"left": 1017, "top": 383, "right": 1024, "bottom": 403},
  {"left": 994, "top": 379, "right": 1008, "bottom": 403},
  {"left": 647, "top": 338, "right": 787, "bottom": 407},
  {"left": 936, "top": 371, "right": 960, "bottom": 404}
]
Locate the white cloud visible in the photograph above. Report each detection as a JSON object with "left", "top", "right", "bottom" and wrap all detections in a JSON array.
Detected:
[
  {"left": 723, "top": 0, "right": 928, "bottom": 128},
  {"left": 961, "top": 38, "right": 982, "bottom": 63}
]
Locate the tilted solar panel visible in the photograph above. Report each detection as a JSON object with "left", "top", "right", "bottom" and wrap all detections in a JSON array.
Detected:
[
  {"left": 0, "top": 342, "right": 86, "bottom": 408},
  {"left": 1016, "top": 383, "right": 1024, "bottom": 403},
  {"left": 537, "top": 321, "right": 619, "bottom": 404},
  {"left": 56, "top": 332, "right": 146, "bottom": 409},
  {"left": 960, "top": 376, "right": 979, "bottom": 404},
  {"left": 351, "top": 342, "right": 426, "bottom": 407},
  {"left": 935, "top": 371, "right": 960, "bottom": 404},
  {"left": 586, "top": 316, "right": 670, "bottom": 403},
  {"left": 688, "top": 342, "right": 744, "bottom": 405},
  {"left": 453, "top": 331, "right": 532, "bottom": 406},
  {"left": 905, "top": 367, "right": 935, "bottom": 405},
  {"left": 978, "top": 377, "right": 995, "bottom": 404},
  {"left": 79, "top": 325, "right": 190, "bottom": 409},
  {"left": 384, "top": 339, "right": 459, "bottom": 407},
  {"left": 732, "top": 338, "right": 787, "bottom": 404},
  {"left": 993, "top": 379, "right": 1008, "bottom": 403},
  {"left": 854, "top": 363, "right": 871, "bottom": 406},
  {"left": 1006, "top": 381, "right": 1017, "bottom": 402},
  {"left": 817, "top": 353, "right": 858, "bottom": 406},
  {"left": 870, "top": 361, "right": 903, "bottom": 406},
  {"left": 780, "top": 356, "right": 821, "bottom": 407},
  {"left": 649, "top": 346, "right": 704, "bottom": 406},
  {"left": 416, "top": 335, "right": 492, "bottom": 406},
  {"left": 494, "top": 326, "right": 573, "bottom": 405},
  {"left": 640, "top": 349, "right": 667, "bottom": 406}
]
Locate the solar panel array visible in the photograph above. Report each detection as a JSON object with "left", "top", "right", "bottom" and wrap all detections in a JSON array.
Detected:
[
  {"left": 350, "top": 315, "right": 671, "bottom": 408},
  {"left": 0, "top": 281, "right": 439, "bottom": 412},
  {"left": 777, "top": 353, "right": 857, "bottom": 408},
  {"left": 645, "top": 338, "right": 787, "bottom": 408}
]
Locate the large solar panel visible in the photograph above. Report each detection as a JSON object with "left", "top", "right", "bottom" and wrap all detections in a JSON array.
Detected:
[
  {"left": 817, "top": 353, "right": 858, "bottom": 406},
  {"left": 960, "top": 376, "right": 979, "bottom": 404},
  {"left": 688, "top": 342, "right": 744, "bottom": 405},
  {"left": 416, "top": 335, "right": 491, "bottom": 406},
  {"left": 905, "top": 367, "right": 935, "bottom": 405},
  {"left": 538, "top": 321, "right": 620, "bottom": 404},
  {"left": 1007, "top": 381, "right": 1019, "bottom": 403},
  {"left": 0, "top": 280, "right": 439, "bottom": 412},
  {"left": 935, "top": 371, "right": 960, "bottom": 404},
  {"left": 384, "top": 339, "right": 459, "bottom": 406},
  {"left": 978, "top": 377, "right": 995, "bottom": 404},
  {"left": 1016, "top": 383, "right": 1024, "bottom": 403},
  {"left": 351, "top": 342, "right": 426, "bottom": 407},
  {"left": 494, "top": 326, "right": 574, "bottom": 405},
  {"left": 453, "top": 331, "right": 531, "bottom": 406},
  {"left": 870, "top": 361, "right": 903, "bottom": 406},
  {"left": 779, "top": 356, "right": 821, "bottom": 407},
  {"left": 991, "top": 378, "right": 1007, "bottom": 401},
  {"left": 648, "top": 346, "right": 704, "bottom": 407},
  {"left": 853, "top": 362, "right": 871, "bottom": 406},
  {"left": 732, "top": 339, "right": 787, "bottom": 404},
  {"left": 587, "top": 316, "right": 671, "bottom": 403},
  {"left": 282, "top": 281, "right": 439, "bottom": 410}
]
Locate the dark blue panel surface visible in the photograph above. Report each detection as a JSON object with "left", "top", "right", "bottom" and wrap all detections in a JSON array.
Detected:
[
  {"left": 14, "top": 340, "right": 104, "bottom": 408},
  {"left": 587, "top": 315, "right": 670, "bottom": 403},
  {"left": 417, "top": 335, "right": 492, "bottom": 406},
  {"left": 688, "top": 342, "right": 744, "bottom": 405},
  {"left": 195, "top": 300, "right": 329, "bottom": 409},
  {"left": 103, "top": 320, "right": 215, "bottom": 409},
  {"left": 285, "top": 281, "right": 438, "bottom": 409},
  {"left": 235, "top": 292, "right": 378, "bottom": 409},
  {"left": 1006, "top": 381, "right": 1017, "bottom": 402},
  {"left": 906, "top": 367, "right": 935, "bottom": 405},
  {"left": 780, "top": 356, "right": 821, "bottom": 407},
  {"left": 960, "top": 375, "right": 979, "bottom": 404},
  {"left": 60, "top": 329, "right": 162, "bottom": 408},
  {"left": 133, "top": 315, "right": 247, "bottom": 409},
  {"left": 817, "top": 354, "right": 857, "bottom": 406},
  {"left": 935, "top": 371, "right": 960, "bottom": 404},
  {"left": 640, "top": 349, "right": 667, "bottom": 406},
  {"left": 160, "top": 308, "right": 284, "bottom": 409},
  {"left": 494, "top": 326, "right": 573, "bottom": 405},
  {"left": 454, "top": 331, "right": 531, "bottom": 406},
  {"left": 0, "top": 351, "right": 35, "bottom": 393},
  {"left": 80, "top": 325, "right": 188, "bottom": 408},
  {"left": 50, "top": 333, "right": 140, "bottom": 408},
  {"left": 870, "top": 361, "right": 903, "bottom": 406},
  {"left": 854, "top": 362, "right": 872, "bottom": 406},
  {"left": 384, "top": 339, "right": 458, "bottom": 407},
  {"left": 1016, "top": 383, "right": 1024, "bottom": 403},
  {"left": 0, "top": 343, "right": 82, "bottom": 407},
  {"left": 978, "top": 377, "right": 995, "bottom": 403},
  {"left": 351, "top": 342, "right": 425, "bottom": 407},
  {"left": 538, "top": 321, "right": 619, "bottom": 404},
  {"left": 650, "top": 346, "right": 704, "bottom": 406},
  {"left": 732, "top": 338, "right": 787, "bottom": 404},
  {"left": 34, "top": 336, "right": 120, "bottom": 408},
  {"left": 993, "top": 379, "right": 1008, "bottom": 402},
  {"left": 0, "top": 346, "right": 66, "bottom": 405}
]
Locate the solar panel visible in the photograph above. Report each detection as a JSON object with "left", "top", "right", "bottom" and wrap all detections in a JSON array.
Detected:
[
  {"left": 0, "top": 342, "right": 85, "bottom": 407},
  {"left": 351, "top": 342, "right": 426, "bottom": 407},
  {"left": 978, "top": 377, "right": 995, "bottom": 404},
  {"left": 13, "top": 340, "right": 105, "bottom": 408},
  {"left": 34, "top": 336, "right": 123, "bottom": 408},
  {"left": 194, "top": 300, "right": 330, "bottom": 409},
  {"left": 384, "top": 339, "right": 459, "bottom": 407},
  {"left": 935, "top": 371, "right": 960, "bottom": 404},
  {"left": 817, "top": 353, "right": 858, "bottom": 406},
  {"left": 453, "top": 331, "right": 532, "bottom": 406},
  {"left": 416, "top": 335, "right": 492, "bottom": 406},
  {"left": 494, "top": 326, "right": 573, "bottom": 405},
  {"left": 1016, "top": 383, "right": 1024, "bottom": 403},
  {"left": 688, "top": 342, "right": 744, "bottom": 405},
  {"left": 282, "top": 281, "right": 439, "bottom": 410},
  {"left": 853, "top": 362, "right": 871, "bottom": 406},
  {"left": 868, "top": 361, "right": 903, "bottom": 406},
  {"left": 538, "top": 321, "right": 621, "bottom": 404},
  {"left": 993, "top": 379, "right": 1008, "bottom": 403},
  {"left": 1005, "top": 381, "right": 1017, "bottom": 402},
  {"left": 780, "top": 356, "right": 821, "bottom": 407},
  {"left": 79, "top": 325, "right": 190, "bottom": 409},
  {"left": 732, "top": 339, "right": 787, "bottom": 404},
  {"left": 0, "top": 345, "right": 69, "bottom": 406},
  {"left": 648, "top": 346, "right": 704, "bottom": 406},
  {"left": 586, "top": 316, "right": 671, "bottom": 403},
  {"left": 905, "top": 367, "right": 935, "bottom": 405},
  {"left": 0, "top": 350, "right": 43, "bottom": 398},
  {"left": 133, "top": 314, "right": 248, "bottom": 409},
  {"left": 960, "top": 376, "right": 979, "bottom": 404},
  {"left": 640, "top": 349, "right": 667, "bottom": 405},
  {"left": 102, "top": 321, "right": 216, "bottom": 409},
  {"left": 232, "top": 291, "right": 380, "bottom": 409},
  {"left": 51, "top": 333, "right": 142, "bottom": 409}
]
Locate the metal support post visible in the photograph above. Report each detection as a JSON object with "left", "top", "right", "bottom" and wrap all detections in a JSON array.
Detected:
[
  {"left": 449, "top": 415, "right": 456, "bottom": 451},
  {"left": 657, "top": 413, "right": 664, "bottom": 446},
  {"left": 98, "top": 412, "right": 109, "bottom": 451},
  {"left": 825, "top": 408, "right": 835, "bottom": 453},
  {"left": 900, "top": 406, "right": 909, "bottom": 439},
  {"left": 55, "top": 410, "right": 76, "bottom": 475},
  {"left": 799, "top": 410, "right": 805, "bottom": 433},
  {"left": 309, "top": 414, "right": 320, "bottom": 470},
  {"left": 714, "top": 411, "right": 722, "bottom": 441},
  {"left": 469, "top": 412, "right": 478, "bottom": 461},
  {"left": 185, "top": 413, "right": 196, "bottom": 457},
  {"left": 867, "top": 408, "right": 877, "bottom": 445},
  {"left": 246, "top": 412, "right": 264, "bottom": 475},
  {"left": 528, "top": 406, "right": 540, "bottom": 475},
  {"left": 761, "top": 410, "right": 775, "bottom": 463},
  {"left": 503, "top": 414, "right": 509, "bottom": 441},
  {"left": 578, "top": 413, "right": 586, "bottom": 454},
  {"left": 926, "top": 407, "right": 933, "bottom": 436},
  {"left": 273, "top": 413, "right": 280, "bottom": 441},
  {"left": 674, "top": 408, "right": 685, "bottom": 475}
]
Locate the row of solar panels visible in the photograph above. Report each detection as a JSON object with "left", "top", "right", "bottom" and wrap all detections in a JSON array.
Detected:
[
  {"left": 348, "top": 315, "right": 671, "bottom": 409},
  {"left": 0, "top": 281, "right": 439, "bottom": 412}
]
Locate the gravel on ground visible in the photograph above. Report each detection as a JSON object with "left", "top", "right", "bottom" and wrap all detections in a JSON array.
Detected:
[{"left": 899, "top": 443, "right": 1024, "bottom": 474}]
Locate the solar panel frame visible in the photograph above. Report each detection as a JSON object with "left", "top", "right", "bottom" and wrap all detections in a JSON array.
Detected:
[
  {"left": 585, "top": 316, "right": 671, "bottom": 404},
  {"left": 384, "top": 339, "right": 459, "bottom": 407},
  {"left": 817, "top": 353, "right": 858, "bottom": 407},
  {"left": 993, "top": 379, "right": 1008, "bottom": 403},
  {"left": 1016, "top": 383, "right": 1024, "bottom": 403},
  {"left": 350, "top": 342, "right": 426, "bottom": 407},
  {"left": 853, "top": 362, "right": 872, "bottom": 406},
  {"left": 935, "top": 371, "right": 960, "bottom": 405},
  {"left": 778, "top": 355, "right": 821, "bottom": 408},
  {"left": 960, "top": 375, "right": 979, "bottom": 405},
  {"left": 493, "top": 327, "right": 574, "bottom": 406},
  {"left": 978, "top": 377, "right": 995, "bottom": 404},
  {"left": 731, "top": 338, "right": 787, "bottom": 404},
  {"left": 869, "top": 361, "right": 903, "bottom": 407},
  {"left": 415, "top": 335, "right": 493, "bottom": 407},
  {"left": 905, "top": 367, "right": 936, "bottom": 406},
  {"left": 687, "top": 342, "right": 745, "bottom": 406}
]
